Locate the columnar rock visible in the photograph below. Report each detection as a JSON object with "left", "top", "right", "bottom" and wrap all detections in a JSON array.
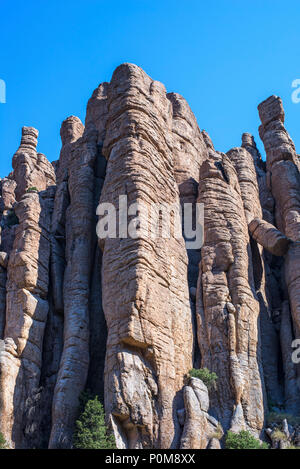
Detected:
[
  {"left": 228, "top": 142, "right": 286, "bottom": 408},
  {"left": 85, "top": 83, "right": 108, "bottom": 399},
  {"left": 167, "top": 93, "right": 208, "bottom": 286},
  {"left": 280, "top": 301, "right": 300, "bottom": 413},
  {"left": 0, "top": 128, "right": 55, "bottom": 447},
  {"left": 0, "top": 257, "right": 7, "bottom": 338},
  {"left": 241, "top": 133, "right": 274, "bottom": 224},
  {"left": 258, "top": 97, "right": 300, "bottom": 335},
  {"left": 258, "top": 96, "right": 300, "bottom": 242},
  {"left": 248, "top": 218, "right": 290, "bottom": 257},
  {"left": 167, "top": 93, "right": 208, "bottom": 367},
  {"left": 196, "top": 153, "right": 264, "bottom": 434},
  {"left": 99, "top": 64, "right": 193, "bottom": 449},
  {"left": 49, "top": 82, "right": 109, "bottom": 448},
  {"left": 51, "top": 116, "right": 84, "bottom": 315},
  {"left": 258, "top": 95, "right": 300, "bottom": 412},
  {"left": 1, "top": 65, "right": 300, "bottom": 450},
  {"left": 180, "top": 377, "right": 222, "bottom": 449},
  {"left": 227, "top": 145, "right": 262, "bottom": 223},
  {"left": 12, "top": 127, "right": 55, "bottom": 200},
  {"left": 49, "top": 118, "right": 97, "bottom": 448}
]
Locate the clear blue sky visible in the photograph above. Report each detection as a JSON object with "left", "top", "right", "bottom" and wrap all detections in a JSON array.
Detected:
[{"left": 0, "top": 0, "right": 299, "bottom": 177}]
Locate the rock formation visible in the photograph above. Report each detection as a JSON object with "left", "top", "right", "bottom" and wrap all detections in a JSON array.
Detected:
[{"left": 0, "top": 65, "right": 299, "bottom": 449}]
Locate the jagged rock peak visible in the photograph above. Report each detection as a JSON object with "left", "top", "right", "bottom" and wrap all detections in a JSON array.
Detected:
[
  {"left": 258, "top": 95, "right": 285, "bottom": 126},
  {"left": 19, "top": 126, "right": 38, "bottom": 150},
  {"left": 60, "top": 116, "right": 84, "bottom": 144}
]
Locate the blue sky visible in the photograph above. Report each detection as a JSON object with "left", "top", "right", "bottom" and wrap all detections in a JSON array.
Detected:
[{"left": 0, "top": 0, "right": 299, "bottom": 177}]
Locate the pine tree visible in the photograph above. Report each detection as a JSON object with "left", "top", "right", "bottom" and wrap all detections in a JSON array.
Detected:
[{"left": 73, "top": 396, "right": 116, "bottom": 449}]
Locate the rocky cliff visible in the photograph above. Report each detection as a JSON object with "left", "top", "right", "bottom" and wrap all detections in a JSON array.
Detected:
[{"left": 0, "top": 64, "right": 300, "bottom": 449}]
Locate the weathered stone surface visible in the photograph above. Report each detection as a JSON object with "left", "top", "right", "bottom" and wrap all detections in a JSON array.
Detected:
[
  {"left": 259, "top": 96, "right": 300, "bottom": 340},
  {"left": 249, "top": 218, "right": 290, "bottom": 256},
  {"left": 49, "top": 122, "right": 98, "bottom": 449},
  {"left": 196, "top": 153, "right": 264, "bottom": 434},
  {"left": 180, "top": 378, "right": 222, "bottom": 449},
  {"left": 51, "top": 116, "right": 84, "bottom": 314},
  {"left": 1, "top": 65, "right": 300, "bottom": 451},
  {"left": 0, "top": 188, "right": 54, "bottom": 448},
  {"left": 168, "top": 93, "right": 207, "bottom": 290},
  {"left": 12, "top": 127, "right": 55, "bottom": 201},
  {"left": 280, "top": 301, "right": 300, "bottom": 413},
  {"left": 100, "top": 64, "right": 193, "bottom": 449}
]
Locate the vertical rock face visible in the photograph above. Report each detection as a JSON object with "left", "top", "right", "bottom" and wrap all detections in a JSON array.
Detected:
[
  {"left": 49, "top": 83, "right": 109, "bottom": 448},
  {"left": 196, "top": 152, "right": 264, "bottom": 434},
  {"left": 100, "top": 64, "right": 193, "bottom": 449},
  {"left": 50, "top": 116, "right": 84, "bottom": 315},
  {"left": 0, "top": 128, "right": 55, "bottom": 448},
  {"left": 0, "top": 67, "right": 300, "bottom": 449},
  {"left": 258, "top": 96, "right": 300, "bottom": 414}
]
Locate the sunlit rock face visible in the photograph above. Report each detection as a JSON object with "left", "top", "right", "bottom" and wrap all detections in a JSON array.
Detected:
[{"left": 0, "top": 66, "right": 299, "bottom": 449}]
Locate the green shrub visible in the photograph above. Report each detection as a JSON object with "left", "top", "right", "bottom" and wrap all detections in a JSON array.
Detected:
[
  {"left": 189, "top": 368, "right": 218, "bottom": 390},
  {"left": 267, "top": 412, "right": 300, "bottom": 427},
  {"left": 225, "top": 430, "right": 268, "bottom": 450},
  {"left": 73, "top": 395, "right": 116, "bottom": 449},
  {"left": 26, "top": 187, "right": 38, "bottom": 193},
  {"left": 0, "top": 432, "right": 8, "bottom": 449}
]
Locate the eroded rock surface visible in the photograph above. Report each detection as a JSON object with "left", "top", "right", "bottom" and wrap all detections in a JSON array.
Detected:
[
  {"left": 100, "top": 64, "right": 193, "bottom": 449},
  {"left": 196, "top": 153, "right": 264, "bottom": 434},
  {"left": 0, "top": 128, "right": 55, "bottom": 448},
  {"left": 0, "top": 67, "right": 300, "bottom": 449},
  {"left": 180, "top": 377, "right": 222, "bottom": 449}
]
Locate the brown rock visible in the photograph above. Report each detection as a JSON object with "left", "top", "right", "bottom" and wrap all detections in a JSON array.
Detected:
[
  {"left": 258, "top": 96, "right": 300, "bottom": 341},
  {"left": 1, "top": 65, "right": 300, "bottom": 450},
  {"left": 249, "top": 218, "right": 290, "bottom": 256},
  {"left": 180, "top": 378, "right": 222, "bottom": 449},
  {"left": 100, "top": 64, "right": 193, "bottom": 449},
  {"left": 0, "top": 188, "right": 54, "bottom": 448},
  {"left": 196, "top": 154, "right": 264, "bottom": 434}
]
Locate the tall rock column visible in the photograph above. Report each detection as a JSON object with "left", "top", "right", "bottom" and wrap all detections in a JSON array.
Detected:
[
  {"left": 167, "top": 93, "right": 208, "bottom": 288},
  {"left": 49, "top": 117, "right": 99, "bottom": 448},
  {"left": 258, "top": 96, "right": 300, "bottom": 332},
  {"left": 100, "top": 64, "right": 193, "bottom": 449},
  {"left": 85, "top": 83, "right": 109, "bottom": 399},
  {"left": 0, "top": 127, "right": 55, "bottom": 448},
  {"left": 167, "top": 93, "right": 208, "bottom": 367},
  {"left": 51, "top": 116, "right": 84, "bottom": 314},
  {"left": 196, "top": 152, "right": 264, "bottom": 434},
  {"left": 258, "top": 96, "right": 300, "bottom": 412}
]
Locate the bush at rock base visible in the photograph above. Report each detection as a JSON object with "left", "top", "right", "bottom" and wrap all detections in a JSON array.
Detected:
[{"left": 225, "top": 430, "right": 269, "bottom": 450}]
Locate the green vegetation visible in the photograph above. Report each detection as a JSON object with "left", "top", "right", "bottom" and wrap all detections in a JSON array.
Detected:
[
  {"left": 73, "top": 395, "right": 116, "bottom": 449},
  {"left": 6, "top": 209, "right": 18, "bottom": 227},
  {"left": 267, "top": 412, "right": 300, "bottom": 427},
  {"left": 225, "top": 430, "right": 269, "bottom": 450},
  {"left": 189, "top": 368, "right": 218, "bottom": 390},
  {"left": 26, "top": 186, "right": 38, "bottom": 193},
  {"left": 0, "top": 432, "right": 8, "bottom": 449},
  {"left": 272, "top": 429, "right": 288, "bottom": 442}
]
